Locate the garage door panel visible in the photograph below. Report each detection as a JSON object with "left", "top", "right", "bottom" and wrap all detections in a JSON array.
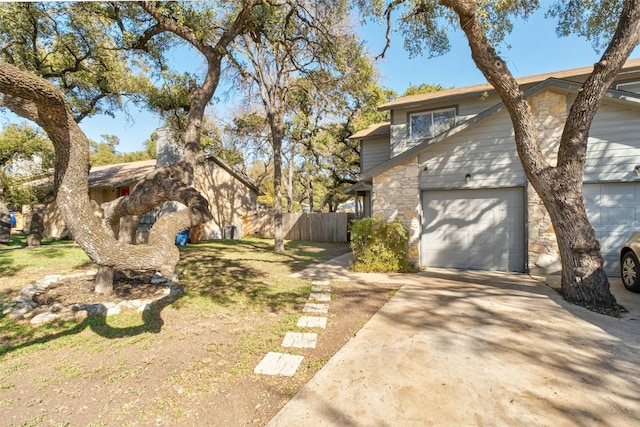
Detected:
[
  {"left": 586, "top": 207, "right": 601, "bottom": 226},
  {"left": 469, "top": 250, "right": 497, "bottom": 270},
  {"left": 600, "top": 230, "right": 627, "bottom": 252},
  {"left": 421, "top": 188, "right": 525, "bottom": 272},
  {"left": 447, "top": 231, "right": 469, "bottom": 249},
  {"left": 583, "top": 185, "right": 601, "bottom": 204},
  {"left": 472, "top": 210, "right": 497, "bottom": 226},
  {"left": 429, "top": 250, "right": 467, "bottom": 268},
  {"left": 493, "top": 208, "right": 510, "bottom": 223},
  {"left": 423, "top": 230, "right": 448, "bottom": 249},
  {"left": 473, "top": 231, "right": 495, "bottom": 246},
  {"left": 584, "top": 182, "right": 640, "bottom": 277},
  {"left": 605, "top": 207, "right": 635, "bottom": 225},
  {"left": 603, "top": 185, "right": 636, "bottom": 206}
]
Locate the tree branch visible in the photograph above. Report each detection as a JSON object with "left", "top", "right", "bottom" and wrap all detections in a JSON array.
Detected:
[
  {"left": 440, "top": 0, "right": 547, "bottom": 175},
  {"left": 558, "top": 0, "right": 640, "bottom": 167},
  {"left": 131, "top": 23, "right": 166, "bottom": 51},
  {"left": 377, "top": 0, "right": 406, "bottom": 59}
]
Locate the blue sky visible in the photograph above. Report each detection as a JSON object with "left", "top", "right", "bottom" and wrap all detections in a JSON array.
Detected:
[{"left": 2, "top": 5, "right": 638, "bottom": 153}]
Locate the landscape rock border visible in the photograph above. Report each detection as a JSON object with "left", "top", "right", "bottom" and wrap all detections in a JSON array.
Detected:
[{"left": 2, "top": 271, "right": 183, "bottom": 326}]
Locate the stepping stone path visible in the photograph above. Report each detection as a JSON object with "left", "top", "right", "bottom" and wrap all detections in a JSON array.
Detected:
[{"left": 254, "top": 280, "right": 331, "bottom": 377}]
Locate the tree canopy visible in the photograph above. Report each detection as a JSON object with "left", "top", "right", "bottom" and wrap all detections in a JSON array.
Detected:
[
  {"left": 0, "top": 2, "right": 155, "bottom": 123},
  {"left": 0, "top": 123, "right": 54, "bottom": 207}
]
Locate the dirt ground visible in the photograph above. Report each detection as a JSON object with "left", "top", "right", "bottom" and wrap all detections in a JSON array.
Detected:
[{"left": 1, "top": 274, "right": 400, "bottom": 426}]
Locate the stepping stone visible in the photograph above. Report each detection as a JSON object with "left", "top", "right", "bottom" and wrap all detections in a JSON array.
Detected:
[
  {"left": 309, "top": 292, "right": 331, "bottom": 302},
  {"left": 254, "top": 352, "right": 304, "bottom": 376},
  {"left": 282, "top": 332, "right": 318, "bottom": 349},
  {"left": 311, "top": 280, "right": 330, "bottom": 286},
  {"left": 297, "top": 316, "right": 327, "bottom": 329},
  {"left": 303, "top": 303, "right": 329, "bottom": 314},
  {"left": 311, "top": 284, "right": 331, "bottom": 293}
]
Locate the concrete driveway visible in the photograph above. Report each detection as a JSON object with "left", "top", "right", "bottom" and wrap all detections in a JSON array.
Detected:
[{"left": 272, "top": 262, "right": 640, "bottom": 426}]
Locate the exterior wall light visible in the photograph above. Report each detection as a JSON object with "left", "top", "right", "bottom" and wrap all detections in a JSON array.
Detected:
[{"left": 465, "top": 173, "right": 472, "bottom": 183}]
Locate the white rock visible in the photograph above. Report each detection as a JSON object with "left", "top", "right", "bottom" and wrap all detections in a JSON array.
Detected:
[
  {"left": 15, "top": 296, "right": 37, "bottom": 307},
  {"left": 49, "top": 303, "right": 65, "bottom": 313},
  {"left": 20, "top": 285, "right": 40, "bottom": 299},
  {"left": 535, "top": 254, "right": 561, "bottom": 274},
  {"left": 30, "top": 312, "right": 60, "bottom": 325},
  {"left": 106, "top": 306, "right": 121, "bottom": 316},
  {"left": 75, "top": 310, "right": 89, "bottom": 321}
]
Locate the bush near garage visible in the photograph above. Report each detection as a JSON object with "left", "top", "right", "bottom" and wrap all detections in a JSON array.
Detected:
[{"left": 350, "top": 217, "right": 410, "bottom": 273}]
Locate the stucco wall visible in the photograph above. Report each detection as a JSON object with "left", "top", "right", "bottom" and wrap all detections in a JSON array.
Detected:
[
  {"left": 31, "top": 188, "right": 119, "bottom": 239},
  {"left": 372, "top": 157, "right": 421, "bottom": 267},
  {"left": 192, "top": 160, "right": 258, "bottom": 241}
]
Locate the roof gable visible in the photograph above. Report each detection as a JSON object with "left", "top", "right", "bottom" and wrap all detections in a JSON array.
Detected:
[
  {"left": 361, "top": 77, "right": 640, "bottom": 180},
  {"left": 202, "top": 154, "right": 263, "bottom": 195},
  {"left": 350, "top": 122, "right": 390, "bottom": 140}
]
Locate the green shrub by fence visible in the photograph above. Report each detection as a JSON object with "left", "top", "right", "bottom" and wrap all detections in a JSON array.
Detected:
[{"left": 350, "top": 218, "right": 410, "bottom": 273}]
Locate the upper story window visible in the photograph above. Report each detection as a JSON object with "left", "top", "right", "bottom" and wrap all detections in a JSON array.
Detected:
[{"left": 409, "top": 107, "right": 456, "bottom": 141}]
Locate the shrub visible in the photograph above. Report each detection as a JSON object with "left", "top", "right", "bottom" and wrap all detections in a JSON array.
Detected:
[{"left": 350, "top": 217, "right": 410, "bottom": 272}]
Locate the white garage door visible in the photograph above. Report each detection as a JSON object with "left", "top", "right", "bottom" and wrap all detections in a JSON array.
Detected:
[
  {"left": 584, "top": 182, "right": 640, "bottom": 277},
  {"left": 421, "top": 188, "right": 525, "bottom": 272}
]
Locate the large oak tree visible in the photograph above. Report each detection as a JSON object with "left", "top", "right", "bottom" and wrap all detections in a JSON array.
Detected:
[{"left": 0, "top": 1, "right": 261, "bottom": 292}]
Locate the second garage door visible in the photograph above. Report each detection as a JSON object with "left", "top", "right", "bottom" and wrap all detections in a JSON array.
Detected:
[
  {"left": 584, "top": 182, "right": 640, "bottom": 277},
  {"left": 421, "top": 187, "right": 525, "bottom": 272}
]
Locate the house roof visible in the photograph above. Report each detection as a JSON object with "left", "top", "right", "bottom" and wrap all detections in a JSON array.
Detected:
[
  {"left": 343, "top": 180, "right": 372, "bottom": 194},
  {"left": 88, "top": 155, "right": 263, "bottom": 194},
  {"left": 378, "top": 57, "right": 640, "bottom": 111},
  {"left": 359, "top": 77, "right": 640, "bottom": 182},
  {"left": 31, "top": 155, "right": 263, "bottom": 195},
  {"left": 88, "top": 159, "right": 156, "bottom": 189},
  {"left": 350, "top": 122, "right": 390, "bottom": 140}
]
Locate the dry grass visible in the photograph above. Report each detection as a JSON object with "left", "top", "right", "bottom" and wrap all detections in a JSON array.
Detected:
[{"left": 0, "top": 238, "right": 401, "bottom": 427}]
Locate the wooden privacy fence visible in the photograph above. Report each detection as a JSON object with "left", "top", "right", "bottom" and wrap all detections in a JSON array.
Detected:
[{"left": 245, "top": 211, "right": 352, "bottom": 242}]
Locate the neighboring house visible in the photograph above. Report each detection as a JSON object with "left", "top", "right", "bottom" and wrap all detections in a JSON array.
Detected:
[
  {"left": 347, "top": 58, "right": 640, "bottom": 277},
  {"left": 28, "top": 132, "right": 262, "bottom": 242}
]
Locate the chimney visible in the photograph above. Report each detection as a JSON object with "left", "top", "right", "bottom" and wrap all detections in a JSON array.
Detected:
[{"left": 155, "top": 128, "right": 183, "bottom": 168}]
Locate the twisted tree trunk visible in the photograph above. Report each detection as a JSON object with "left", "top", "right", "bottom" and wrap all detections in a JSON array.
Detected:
[{"left": 0, "top": 61, "right": 210, "bottom": 277}]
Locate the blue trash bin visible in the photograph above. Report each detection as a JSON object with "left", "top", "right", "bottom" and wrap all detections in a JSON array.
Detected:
[{"left": 175, "top": 230, "right": 189, "bottom": 245}]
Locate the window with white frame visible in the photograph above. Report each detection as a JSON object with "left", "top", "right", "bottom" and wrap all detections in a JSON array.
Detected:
[
  {"left": 616, "top": 81, "right": 640, "bottom": 93},
  {"left": 409, "top": 107, "right": 456, "bottom": 140}
]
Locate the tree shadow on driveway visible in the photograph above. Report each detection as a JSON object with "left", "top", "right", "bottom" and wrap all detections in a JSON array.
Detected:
[{"left": 272, "top": 268, "right": 640, "bottom": 426}]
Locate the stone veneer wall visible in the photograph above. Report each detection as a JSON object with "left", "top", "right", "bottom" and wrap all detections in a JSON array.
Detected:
[
  {"left": 372, "top": 157, "right": 421, "bottom": 267},
  {"left": 526, "top": 90, "right": 567, "bottom": 274}
]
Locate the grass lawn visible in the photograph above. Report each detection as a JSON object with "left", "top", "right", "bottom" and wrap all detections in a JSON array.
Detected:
[{"left": 0, "top": 237, "right": 400, "bottom": 426}]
